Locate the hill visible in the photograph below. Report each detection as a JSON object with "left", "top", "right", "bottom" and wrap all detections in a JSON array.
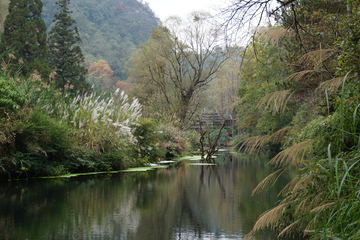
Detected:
[{"left": 42, "top": 0, "right": 159, "bottom": 81}]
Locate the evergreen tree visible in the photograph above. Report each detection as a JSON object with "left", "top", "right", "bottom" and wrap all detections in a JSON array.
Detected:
[
  {"left": 0, "top": 0, "right": 49, "bottom": 77},
  {"left": 48, "top": 0, "right": 88, "bottom": 91}
]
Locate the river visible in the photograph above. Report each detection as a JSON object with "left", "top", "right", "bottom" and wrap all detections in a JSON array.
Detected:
[{"left": 0, "top": 150, "right": 299, "bottom": 240}]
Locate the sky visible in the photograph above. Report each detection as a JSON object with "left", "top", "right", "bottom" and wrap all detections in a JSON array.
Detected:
[{"left": 145, "top": 0, "right": 224, "bottom": 22}]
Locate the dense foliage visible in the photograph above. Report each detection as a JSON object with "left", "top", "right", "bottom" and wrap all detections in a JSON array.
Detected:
[
  {"left": 1, "top": 0, "right": 158, "bottom": 88},
  {"left": 0, "top": 71, "right": 189, "bottom": 179},
  {"left": 0, "top": 0, "right": 189, "bottom": 180},
  {"left": 48, "top": 0, "right": 88, "bottom": 91},
  {"left": 226, "top": 0, "right": 360, "bottom": 239},
  {"left": 0, "top": 0, "right": 8, "bottom": 33},
  {"left": 0, "top": 0, "right": 49, "bottom": 77}
]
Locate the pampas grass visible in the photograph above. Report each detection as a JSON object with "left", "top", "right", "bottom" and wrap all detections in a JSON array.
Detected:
[
  {"left": 257, "top": 89, "right": 293, "bottom": 114},
  {"left": 252, "top": 168, "right": 286, "bottom": 195},
  {"left": 244, "top": 203, "right": 287, "bottom": 239},
  {"left": 255, "top": 26, "right": 293, "bottom": 45},
  {"left": 19, "top": 73, "right": 143, "bottom": 156},
  {"left": 299, "top": 49, "right": 338, "bottom": 70},
  {"left": 317, "top": 77, "right": 346, "bottom": 92},
  {"left": 269, "top": 140, "right": 314, "bottom": 167},
  {"left": 40, "top": 88, "right": 142, "bottom": 152}
]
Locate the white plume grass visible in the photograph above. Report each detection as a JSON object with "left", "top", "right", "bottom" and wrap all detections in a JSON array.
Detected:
[{"left": 41, "top": 88, "right": 142, "bottom": 151}]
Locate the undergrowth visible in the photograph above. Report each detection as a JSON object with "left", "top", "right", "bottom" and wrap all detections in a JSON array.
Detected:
[{"left": 0, "top": 71, "right": 189, "bottom": 179}]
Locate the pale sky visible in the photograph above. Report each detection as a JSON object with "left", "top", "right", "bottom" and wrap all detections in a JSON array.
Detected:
[{"left": 145, "top": 0, "right": 224, "bottom": 22}]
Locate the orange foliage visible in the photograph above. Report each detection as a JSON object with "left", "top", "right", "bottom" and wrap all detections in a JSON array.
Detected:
[
  {"left": 115, "top": 80, "right": 132, "bottom": 92},
  {"left": 88, "top": 60, "right": 114, "bottom": 90},
  {"left": 88, "top": 60, "right": 113, "bottom": 78}
]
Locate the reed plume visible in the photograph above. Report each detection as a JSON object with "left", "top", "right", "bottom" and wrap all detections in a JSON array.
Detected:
[
  {"left": 255, "top": 26, "right": 293, "bottom": 45},
  {"left": 317, "top": 77, "right": 345, "bottom": 92},
  {"left": 299, "top": 49, "right": 338, "bottom": 70},
  {"left": 269, "top": 140, "right": 314, "bottom": 168},
  {"left": 257, "top": 89, "right": 293, "bottom": 114},
  {"left": 252, "top": 168, "right": 286, "bottom": 195}
]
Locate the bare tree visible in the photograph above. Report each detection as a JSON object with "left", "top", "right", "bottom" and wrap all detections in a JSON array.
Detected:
[
  {"left": 217, "top": 0, "right": 298, "bottom": 41},
  {"left": 198, "top": 115, "right": 226, "bottom": 163},
  {"left": 127, "top": 11, "right": 231, "bottom": 125}
]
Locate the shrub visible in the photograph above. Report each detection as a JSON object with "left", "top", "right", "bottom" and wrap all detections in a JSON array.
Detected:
[
  {"left": 0, "top": 76, "right": 27, "bottom": 112},
  {"left": 184, "top": 130, "right": 201, "bottom": 151},
  {"left": 209, "top": 127, "right": 230, "bottom": 146},
  {"left": 157, "top": 121, "right": 188, "bottom": 157},
  {"left": 0, "top": 73, "right": 145, "bottom": 179},
  {"left": 0, "top": 109, "right": 73, "bottom": 178},
  {"left": 132, "top": 118, "right": 165, "bottom": 161}
]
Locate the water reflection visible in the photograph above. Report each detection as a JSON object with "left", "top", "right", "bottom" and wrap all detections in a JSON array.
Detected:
[{"left": 0, "top": 151, "right": 296, "bottom": 240}]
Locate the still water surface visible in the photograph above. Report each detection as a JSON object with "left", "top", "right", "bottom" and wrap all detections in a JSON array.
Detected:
[{"left": 0, "top": 150, "right": 295, "bottom": 240}]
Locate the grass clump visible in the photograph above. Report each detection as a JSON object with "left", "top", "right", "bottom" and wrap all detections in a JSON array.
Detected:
[
  {"left": 245, "top": 73, "right": 360, "bottom": 239},
  {"left": 0, "top": 71, "right": 186, "bottom": 180}
]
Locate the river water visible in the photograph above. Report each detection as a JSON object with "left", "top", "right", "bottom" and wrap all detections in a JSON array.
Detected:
[{"left": 0, "top": 150, "right": 297, "bottom": 240}]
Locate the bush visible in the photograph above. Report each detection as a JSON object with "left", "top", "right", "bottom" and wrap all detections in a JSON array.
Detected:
[
  {"left": 0, "top": 74, "right": 147, "bottom": 179},
  {"left": 132, "top": 118, "right": 165, "bottom": 161},
  {"left": 184, "top": 130, "right": 201, "bottom": 151},
  {"left": 0, "top": 109, "right": 74, "bottom": 178},
  {"left": 0, "top": 76, "right": 27, "bottom": 112},
  {"left": 156, "top": 120, "right": 188, "bottom": 157},
  {"left": 209, "top": 128, "right": 230, "bottom": 146}
]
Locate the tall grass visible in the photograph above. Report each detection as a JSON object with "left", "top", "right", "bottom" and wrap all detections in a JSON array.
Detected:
[
  {"left": 244, "top": 72, "right": 360, "bottom": 239},
  {"left": 0, "top": 71, "right": 145, "bottom": 178},
  {"left": 1, "top": 70, "right": 190, "bottom": 179},
  {"left": 40, "top": 87, "right": 142, "bottom": 152}
]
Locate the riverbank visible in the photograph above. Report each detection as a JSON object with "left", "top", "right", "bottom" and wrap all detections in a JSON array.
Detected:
[{"left": 1, "top": 75, "right": 193, "bottom": 180}]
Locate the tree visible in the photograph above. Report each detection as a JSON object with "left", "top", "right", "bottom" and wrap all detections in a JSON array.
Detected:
[
  {"left": 115, "top": 80, "right": 131, "bottom": 93},
  {"left": 48, "top": 0, "right": 88, "bottom": 91},
  {"left": 88, "top": 59, "right": 114, "bottom": 91},
  {"left": 235, "top": 35, "right": 293, "bottom": 136},
  {"left": 41, "top": 0, "right": 159, "bottom": 81},
  {"left": 0, "top": 0, "right": 49, "bottom": 77},
  {"left": 127, "top": 12, "right": 230, "bottom": 124},
  {"left": 205, "top": 51, "right": 241, "bottom": 118}
]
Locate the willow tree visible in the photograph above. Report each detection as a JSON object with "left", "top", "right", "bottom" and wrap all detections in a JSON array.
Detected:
[
  {"left": 48, "top": 0, "right": 88, "bottom": 91},
  {"left": 0, "top": 0, "right": 49, "bottom": 77},
  {"left": 127, "top": 12, "right": 230, "bottom": 124}
]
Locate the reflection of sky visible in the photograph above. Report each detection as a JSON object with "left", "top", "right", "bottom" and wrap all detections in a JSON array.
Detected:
[{"left": 145, "top": 0, "right": 224, "bottom": 22}]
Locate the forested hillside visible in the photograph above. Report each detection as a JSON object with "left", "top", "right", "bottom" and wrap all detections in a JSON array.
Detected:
[{"left": 42, "top": 0, "right": 159, "bottom": 81}]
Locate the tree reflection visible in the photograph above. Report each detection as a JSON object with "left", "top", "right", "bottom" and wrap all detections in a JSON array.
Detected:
[{"left": 0, "top": 151, "right": 295, "bottom": 240}]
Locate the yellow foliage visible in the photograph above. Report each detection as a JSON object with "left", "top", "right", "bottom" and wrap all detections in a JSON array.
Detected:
[
  {"left": 88, "top": 60, "right": 114, "bottom": 90},
  {"left": 88, "top": 59, "right": 114, "bottom": 78}
]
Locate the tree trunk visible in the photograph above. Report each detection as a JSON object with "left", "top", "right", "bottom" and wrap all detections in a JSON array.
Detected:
[{"left": 179, "top": 88, "right": 194, "bottom": 122}]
